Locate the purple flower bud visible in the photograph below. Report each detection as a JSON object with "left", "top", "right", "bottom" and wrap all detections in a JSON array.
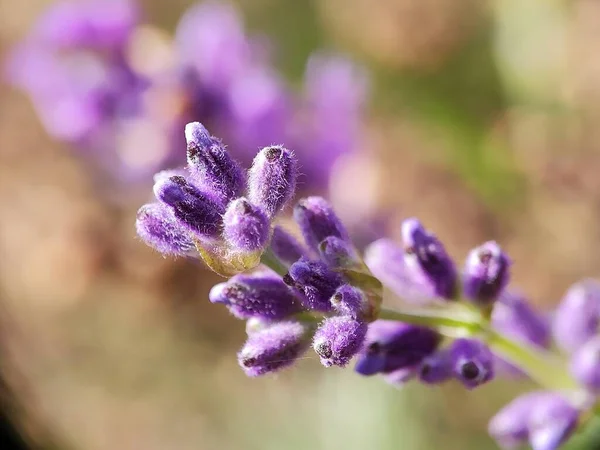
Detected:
[
  {"left": 489, "top": 392, "right": 546, "bottom": 449},
  {"left": 418, "top": 349, "right": 453, "bottom": 384},
  {"left": 135, "top": 203, "right": 195, "bottom": 256},
  {"left": 247, "top": 145, "right": 297, "bottom": 218},
  {"left": 450, "top": 338, "right": 494, "bottom": 389},
  {"left": 354, "top": 321, "right": 441, "bottom": 376},
  {"left": 527, "top": 393, "right": 579, "bottom": 450},
  {"left": 293, "top": 197, "right": 350, "bottom": 251},
  {"left": 569, "top": 335, "right": 600, "bottom": 392},
  {"left": 223, "top": 198, "right": 270, "bottom": 252},
  {"left": 383, "top": 367, "right": 416, "bottom": 387},
  {"left": 401, "top": 218, "right": 457, "bottom": 300},
  {"left": 553, "top": 279, "right": 600, "bottom": 353},
  {"left": 209, "top": 273, "right": 302, "bottom": 320},
  {"left": 318, "top": 236, "right": 359, "bottom": 268},
  {"left": 285, "top": 258, "right": 344, "bottom": 312},
  {"left": 364, "top": 239, "right": 438, "bottom": 305},
  {"left": 492, "top": 291, "right": 551, "bottom": 349},
  {"left": 270, "top": 226, "right": 308, "bottom": 267},
  {"left": 313, "top": 316, "right": 367, "bottom": 367},
  {"left": 185, "top": 122, "right": 246, "bottom": 204},
  {"left": 463, "top": 241, "right": 511, "bottom": 305},
  {"left": 154, "top": 175, "right": 224, "bottom": 239},
  {"left": 238, "top": 321, "right": 311, "bottom": 377},
  {"left": 330, "top": 284, "right": 368, "bottom": 319}
]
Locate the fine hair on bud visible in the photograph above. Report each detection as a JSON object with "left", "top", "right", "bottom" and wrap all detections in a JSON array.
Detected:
[
  {"left": 136, "top": 202, "right": 195, "bottom": 256},
  {"left": 237, "top": 321, "right": 310, "bottom": 377},
  {"left": 185, "top": 122, "right": 246, "bottom": 203},
  {"left": 286, "top": 258, "right": 344, "bottom": 312},
  {"left": 223, "top": 198, "right": 270, "bottom": 252},
  {"left": 153, "top": 175, "right": 225, "bottom": 239},
  {"left": 247, "top": 145, "right": 297, "bottom": 219},
  {"left": 209, "top": 273, "right": 303, "bottom": 320},
  {"left": 313, "top": 316, "right": 367, "bottom": 367}
]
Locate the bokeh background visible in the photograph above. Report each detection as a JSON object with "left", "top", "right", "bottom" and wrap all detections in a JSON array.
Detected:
[{"left": 2, "top": 0, "right": 600, "bottom": 449}]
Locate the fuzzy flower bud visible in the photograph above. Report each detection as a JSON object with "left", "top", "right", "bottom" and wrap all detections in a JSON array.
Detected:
[
  {"left": 313, "top": 316, "right": 368, "bottom": 367},
  {"left": 365, "top": 238, "right": 438, "bottom": 304},
  {"left": 293, "top": 196, "right": 350, "bottom": 251},
  {"left": 209, "top": 273, "right": 302, "bottom": 320},
  {"left": 527, "top": 393, "right": 579, "bottom": 450},
  {"left": 463, "top": 241, "right": 511, "bottom": 305},
  {"left": 354, "top": 321, "right": 441, "bottom": 376},
  {"left": 489, "top": 392, "right": 546, "bottom": 449},
  {"left": 185, "top": 122, "right": 246, "bottom": 204},
  {"left": 330, "top": 284, "right": 369, "bottom": 319},
  {"left": 493, "top": 291, "right": 551, "bottom": 349},
  {"left": 553, "top": 279, "right": 600, "bottom": 353},
  {"left": 450, "top": 339, "right": 494, "bottom": 389},
  {"left": 318, "top": 236, "right": 359, "bottom": 268},
  {"left": 418, "top": 349, "right": 453, "bottom": 384},
  {"left": 569, "top": 335, "right": 600, "bottom": 392},
  {"left": 154, "top": 175, "right": 224, "bottom": 239},
  {"left": 223, "top": 198, "right": 270, "bottom": 252},
  {"left": 270, "top": 226, "right": 308, "bottom": 267},
  {"left": 136, "top": 203, "right": 195, "bottom": 256},
  {"left": 285, "top": 258, "right": 344, "bottom": 312},
  {"left": 238, "top": 321, "right": 311, "bottom": 377},
  {"left": 401, "top": 218, "right": 457, "bottom": 300},
  {"left": 247, "top": 145, "right": 297, "bottom": 219}
]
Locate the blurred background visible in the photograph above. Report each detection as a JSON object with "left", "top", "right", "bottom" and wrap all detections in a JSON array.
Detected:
[{"left": 2, "top": 0, "right": 600, "bottom": 448}]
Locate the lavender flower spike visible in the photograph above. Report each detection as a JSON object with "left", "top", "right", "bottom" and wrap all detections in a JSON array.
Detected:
[
  {"left": 553, "top": 279, "right": 600, "bottom": 353},
  {"left": 209, "top": 272, "right": 302, "bottom": 320},
  {"left": 185, "top": 122, "right": 246, "bottom": 204},
  {"left": 450, "top": 338, "right": 494, "bottom": 389},
  {"left": 401, "top": 218, "right": 457, "bottom": 300},
  {"left": 136, "top": 203, "right": 194, "bottom": 256},
  {"left": 285, "top": 258, "right": 343, "bottom": 312},
  {"left": 238, "top": 321, "right": 311, "bottom": 377},
  {"left": 569, "top": 335, "right": 600, "bottom": 392},
  {"left": 463, "top": 241, "right": 511, "bottom": 305},
  {"left": 293, "top": 196, "right": 350, "bottom": 251},
  {"left": 223, "top": 198, "right": 270, "bottom": 252},
  {"left": 247, "top": 145, "right": 297, "bottom": 219},
  {"left": 153, "top": 175, "right": 224, "bottom": 239},
  {"left": 313, "top": 316, "right": 367, "bottom": 367},
  {"left": 354, "top": 321, "right": 441, "bottom": 376},
  {"left": 270, "top": 226, "right": 308, "bottom": 267}
]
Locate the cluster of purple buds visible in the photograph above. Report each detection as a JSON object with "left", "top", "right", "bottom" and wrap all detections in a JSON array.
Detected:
[
  {"left": 137, "top": 123, "right": 600, "bottom": 450},
  {"left": 6, "top": 0, "right": 368, "bottom": 192},
  {"left": 137, "top": 122, "right": 296, "bottom": 275}
]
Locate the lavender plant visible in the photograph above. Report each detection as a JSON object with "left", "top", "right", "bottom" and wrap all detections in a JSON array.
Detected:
[{"left": 136, "top": 121, "right": 600, "bottom": 450}]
